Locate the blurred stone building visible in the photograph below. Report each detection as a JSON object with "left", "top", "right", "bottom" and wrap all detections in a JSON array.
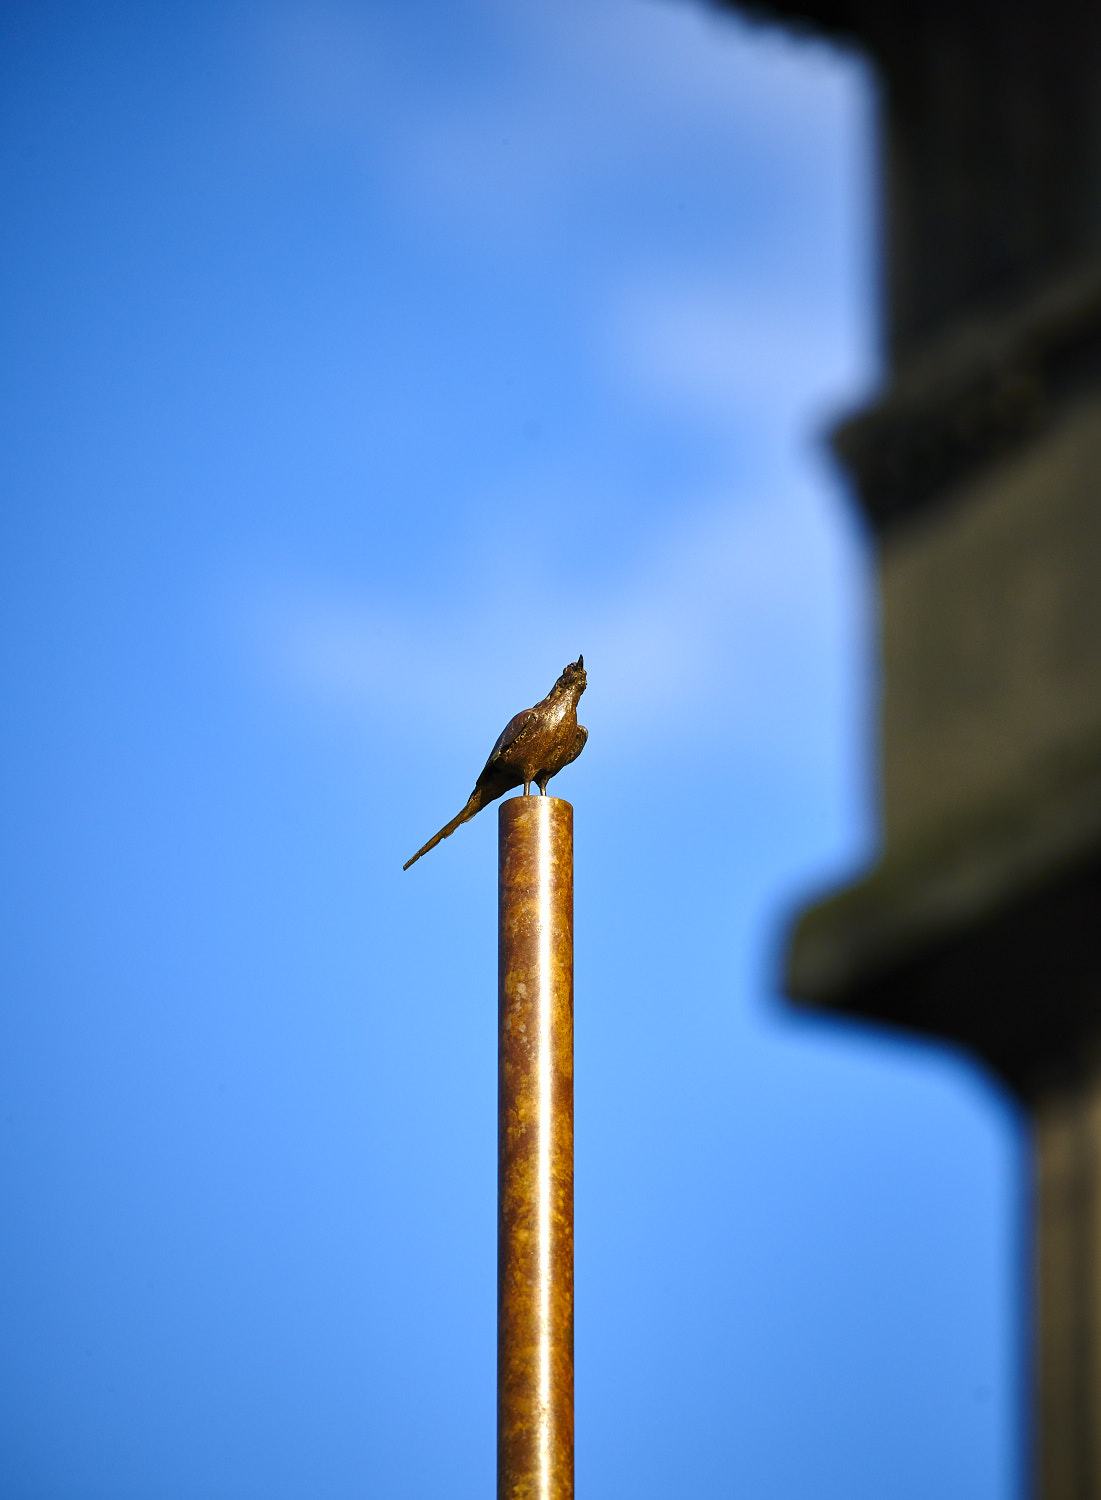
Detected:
[{"left": 716, "top": 1, "right": 1101, "bottom": 1493}]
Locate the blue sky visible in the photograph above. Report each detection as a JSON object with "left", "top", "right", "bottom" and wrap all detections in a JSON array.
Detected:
[{"left": 0, "top": 2, "right": 1021, "bottom": 1496}]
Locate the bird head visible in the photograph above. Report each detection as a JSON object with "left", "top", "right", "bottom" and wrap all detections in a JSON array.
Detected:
[{"left": 554, "top": 655, "right": 587, "bottom": 696}]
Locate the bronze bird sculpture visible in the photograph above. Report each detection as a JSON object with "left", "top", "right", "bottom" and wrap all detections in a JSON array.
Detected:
[{"left": 404, "top": 656, "right": 588, "bottom": 869}]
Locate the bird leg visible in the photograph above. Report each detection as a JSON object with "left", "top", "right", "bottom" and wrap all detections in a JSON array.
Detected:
[{"left": 523, "top": 780, "right": 531, "bottom": 796}]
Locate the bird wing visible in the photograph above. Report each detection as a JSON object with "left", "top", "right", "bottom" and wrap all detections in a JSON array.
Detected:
[
  {"left": 543, "top": 723, "right": 586, "bottom": 779},
  {"left": 485, "top": 707, "right": 538, "bottom": 767}
]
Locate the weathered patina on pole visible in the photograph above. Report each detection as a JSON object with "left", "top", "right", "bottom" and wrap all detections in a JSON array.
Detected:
[{"left": 498, "top": 794, "right": 574, "bottom": 1500}]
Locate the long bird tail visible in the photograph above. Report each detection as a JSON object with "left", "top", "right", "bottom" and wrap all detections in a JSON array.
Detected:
[{"left": 403, "top": 789, "right": 485, "bottom": 870}]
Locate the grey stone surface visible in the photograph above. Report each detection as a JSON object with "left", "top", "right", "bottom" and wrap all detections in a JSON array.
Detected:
[{"left": 714, "top": 3, "right": 1101, "bottom": 1487}]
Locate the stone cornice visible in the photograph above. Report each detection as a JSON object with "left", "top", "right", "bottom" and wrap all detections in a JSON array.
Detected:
[
  {"left": 785, "top": 730, "right": 1101, "bottom": 1094},
  {"left": 833, "top": 262, "right": 1101, "bottom": 534}
]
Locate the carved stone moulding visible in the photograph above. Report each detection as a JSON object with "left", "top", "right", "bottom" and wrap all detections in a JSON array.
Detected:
[
  {"left": 834, "top": 261, "right": 1101, "bottom": 534},
  {"left": 787, "top": 297, "right": 1101, "bottom": 1096}
]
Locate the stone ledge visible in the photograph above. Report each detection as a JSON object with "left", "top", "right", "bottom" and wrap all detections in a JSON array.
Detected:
[
  {"left": 832, "top": 261, "right": 1101, "bottom": 533},
  {"left": 785, "top": 739, "right": 1101, "bottom": 1094}
]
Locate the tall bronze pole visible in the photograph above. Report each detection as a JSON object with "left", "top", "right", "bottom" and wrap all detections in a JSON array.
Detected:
[{"left": 498, "top": 795, "right": 574, "bottom": 1500}]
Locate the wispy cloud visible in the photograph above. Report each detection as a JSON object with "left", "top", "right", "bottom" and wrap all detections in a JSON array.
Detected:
[
  {"left": 242, "top": 474, "right": 858, "bottom": 770},
  {"left": 233, "top": 0, "right": 870, "bottom": 780},
  {"left": 244, "top": 0, "right": 867, "bottom": 247},
  {"left": 607, "top": 273, "right": 870, "bottom": 437}
]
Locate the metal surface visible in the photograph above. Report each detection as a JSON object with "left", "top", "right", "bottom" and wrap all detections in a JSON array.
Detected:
[{"left": 498, "top": 795, "right": 574, "bottom": 1500}]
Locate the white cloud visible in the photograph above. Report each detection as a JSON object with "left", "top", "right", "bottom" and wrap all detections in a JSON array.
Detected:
[
  {"left": 244, "top": 0, "right": 866, "bottom": 246},
  {"left": 607, "top": 273, "right": 870, "bottom": 435},
  {"left": 246, "top": 1, "right": 400, "bottom": 135},
  {"left": 232, "top": 0, "right": 870, "bottom": 778},
  {"left": 242, "top": 473, "right": 858, "bottom": 770}
]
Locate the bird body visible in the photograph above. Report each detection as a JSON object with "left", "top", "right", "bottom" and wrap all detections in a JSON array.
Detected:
[{"left": 404, "top": 657, "right": 587, "bottom": 869}]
